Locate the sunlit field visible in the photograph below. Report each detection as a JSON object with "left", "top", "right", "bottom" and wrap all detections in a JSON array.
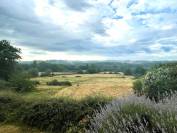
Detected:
[
  {"left": 0, "top": 74, "right": 133, "bottom": 133},
  {"left": 0, "top": 124, "right": 43, "bottom": 133},
  {"left": 31, "top": 74, "right": 133, "bottom": 100}
]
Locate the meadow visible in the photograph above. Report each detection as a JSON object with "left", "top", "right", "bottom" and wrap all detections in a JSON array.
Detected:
[
  {"left": 0, "top": 74, "right": 133, "bottom": 133},
  {"left": 32, "top": 74, "right": 133, "bottom": 99}
]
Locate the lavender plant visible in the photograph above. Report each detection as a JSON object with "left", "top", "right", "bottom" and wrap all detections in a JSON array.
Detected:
[{"left": 87, "top": 95, "right": 177, "bottom": 133}]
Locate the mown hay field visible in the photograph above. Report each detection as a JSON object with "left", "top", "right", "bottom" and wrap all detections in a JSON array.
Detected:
[{"left": 30, "top": 74, "right": 133, "bottom": 100}]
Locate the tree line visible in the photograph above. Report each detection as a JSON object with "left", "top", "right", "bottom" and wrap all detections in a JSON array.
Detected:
[
  {"left": 0, "top": 39, "right": 166, "bottom": 80},
  {"left": 20, "top": 61, "right": 150, "bottom": 77}
]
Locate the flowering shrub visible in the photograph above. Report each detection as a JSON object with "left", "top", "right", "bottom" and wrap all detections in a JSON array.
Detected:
[
  {"left": 133, "top": 66, "right": 177, "bottom": 101},
  {"left": 88, "top": 95, "right": 177, "bottom": 133},
  {"left": 143, "top": 66, "right": 177, "bottom": 101}
]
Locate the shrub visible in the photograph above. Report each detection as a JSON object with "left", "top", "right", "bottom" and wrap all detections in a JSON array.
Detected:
[
  {"left": 0, "top": 92, "right": 23, "bottom": 122},
  {"left": 32, "top": 80, "right": 40, "bottom": 85},
  {"left": 0, "top": 92, "right": 109, "bottom": 132},
  {"left": 28, "top": 68, "right": 39, "bottom": 77},
  {"left": 88, "top": 95, "right": 177, "bottom": 133},
  {"left": 75, "top": 76, "right": 81, "bottom": 78},
  {"left": 9, "top": 72, "right": 36, "bottom": 92},
  {"left": 133, "top": 65, "right": 177, "bottom": 101},
  {"left": 20, "top": 96, "right": 109, "bottom": 133},
  {"left": 141, "top": 66, "right": 177, "bottom": 101},
  {"left": 47, "top": 79, "right": 72, "bottom": 86},
  {"left": 133, "top": 78, "right": 143, "bottom": 96},
  {"left": 40, "top": 69, "right": 53, "bottom": 77},
  {"left": 0, "top": 112, "right": 6, "bottom": 122},
  {"left": 0, "top": 80, "right": 10, "bottom": 89}
]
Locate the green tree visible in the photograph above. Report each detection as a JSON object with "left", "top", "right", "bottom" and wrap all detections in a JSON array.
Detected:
[
  {"left": 124, "top": 68, "right": 132, "bottom": 75},
  {"left": 32, "top": 60, "right": 38, "bottom": 68},
  {"left": 87, "top": 65, "right": 99, "bottom": 74},
  {"left": 134, "top": 66, "right": 146, "bottom": 76},
  {"left": 0, "top": 40, "right": 21, "bottom": 80},
  {"left": 28, "top": 68, "right": 39, "bottom": 77}
]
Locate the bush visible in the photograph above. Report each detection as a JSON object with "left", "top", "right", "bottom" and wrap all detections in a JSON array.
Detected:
[
  {"left": 9, "top": 72, "right": 36, "bottom": 92},
  {"left": 88, "top": 95, "right": 177, "bottom": 133},
  {"left": 28, "top": 68, "right": 39, "bottom": 77},
  {"left": 75, "top": 76, "right": 82, "bottom": 78},
  {"left": 133, "top": 78, "right": 143, "bottom": 96},
  {"left": 134, "top": 66, "right": 177, "bottom": 101},
  {"left": 20, "top": 96, "right": 109, "bottom": 133},
  {"left": 0, "top": 80, "right": 10, "bottom": 89},
  {"left": 32, "top": 80, "right": 40, "bottom": 85},
  {"left": 0, "top": 112, "right": 6, "bottom": 122},
  {"left": 0, "top": 91, "right": 109, "bottom": 133},
  {"left": 40, "top": 69, "right": 53, "bottom": 77},
  {"left": 0, "top": 92, "right": 23, "bottom": 122},
  {"left": 47, "top": 79, "right": 72, "bottom": 86}
]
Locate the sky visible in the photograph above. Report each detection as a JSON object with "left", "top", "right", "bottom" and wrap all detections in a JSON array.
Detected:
[{"left": 0, "top": 0, "right": 177, "bottom": 61}]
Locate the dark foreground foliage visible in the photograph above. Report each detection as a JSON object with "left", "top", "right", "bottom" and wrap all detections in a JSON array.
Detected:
[{"left": 0, "top": 93, "right": 110, "bottom": 133}]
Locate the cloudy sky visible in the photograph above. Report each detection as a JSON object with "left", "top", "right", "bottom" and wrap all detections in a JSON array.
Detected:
[{"left": 0, "top": 0, "right": 177, "bottom": 61}]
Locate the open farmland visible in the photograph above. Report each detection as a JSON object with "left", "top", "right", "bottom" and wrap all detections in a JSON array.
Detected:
[
  {"left": 0, "top": 74, "right": 133, "bottom": 133},
  {"left": 31, "top": 74, "right": 133, "bottom": 100}
]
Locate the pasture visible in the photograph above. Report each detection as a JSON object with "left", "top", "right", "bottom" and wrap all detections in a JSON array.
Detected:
[{"left": 31, "top": 74, "right": 133, "bottom": 100}]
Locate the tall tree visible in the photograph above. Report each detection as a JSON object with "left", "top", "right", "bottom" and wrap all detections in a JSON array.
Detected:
[{"left": 0, "top": 40, "right": 21, "bottom": 80}]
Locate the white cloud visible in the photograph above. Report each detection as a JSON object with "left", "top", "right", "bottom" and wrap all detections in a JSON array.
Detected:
[
  {"left": 0, "top": 0, "right": 177, "bottom": 60},
  {"left": 19, "top": 46, "right": 107, "bottom": 61}
]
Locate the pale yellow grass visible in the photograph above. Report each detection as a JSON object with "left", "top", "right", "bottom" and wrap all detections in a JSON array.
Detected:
[
  {"left": 0, "top": 124, "right": 43, "bottom": 133},
  {"left": 33, "top": 74, "right": 133, "bottom": 100}
]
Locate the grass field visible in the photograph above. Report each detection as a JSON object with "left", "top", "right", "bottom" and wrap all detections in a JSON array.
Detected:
[
  {"left": 0, "top": 124, "right": 43, "bottom": 133},
  {"left": 30, "top": 74, "right": 133, "bottom": 100},
  {"left": 0, "top": 74, "right": 133, "bottom": 133}
]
